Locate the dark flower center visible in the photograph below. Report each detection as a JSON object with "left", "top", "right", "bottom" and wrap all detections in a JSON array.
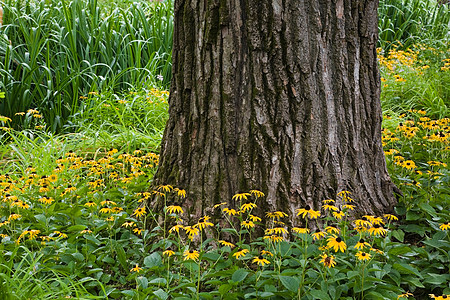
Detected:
[
  {"left": 373, "top": 224, "right": 381, "bottom": 228},
  {"left": 359, "top": 238, "right": 365, "bottom": 243},
  {"left": 305, "top": 205, "right": 311, "bottom": 210},
  {"left": 361, "top": 253, "right": 367, "bottom": 256},
  {"left": 362, "top": 216, "right": 367, "bottom": 221},
  {"left": 189, "top": 250, "right": 194, "bottom": 253},
  {"left": 336, "top": 237, "right": 342, "bottom": 243},
  {"left": 258, "top": 255, "right": 263, "bottom": 259}
]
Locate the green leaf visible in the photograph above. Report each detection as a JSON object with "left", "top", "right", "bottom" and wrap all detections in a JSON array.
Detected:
[
  {"left": 153, "top": 289, "right": 168, "bottom": 300},
  {"left": 231, "top": 269, "right": 248, "bottom": 283},
  {"left": 278, "top": 275, "right": 299, "bottom": 293},
  {"left": 115, "top": 243, "right": 128, "bottom": 271},
  {"left": 72, "top": 252, "right": 84, "bottom": 262},
  {"left": 388, "top": 245, "right": 412, "bottom": 256},
  {"left": 424, "top": 273, "right": 450, "bottom": 285},
  {"left": 391, "top": 229, "right": 405, "bottom": 242},
  {"left": 392, "top": 263, "right": 422, "bottom": 278},
  {"left": 67, "top": 225, "right": 88, "bottom": 232},
  {"left": 418, "top": 202, "right": 437, "bottom": 217},
  {"left": 310, "top": 290, "right": 331, "bottom": 300},
  {"left": 136, "top": 276, "right": 148, "bottom": 290},
  {"left": 144, "top": 252, "right": 162, "bottom": 268},
  {"left": 218, "top": 284, "right": 232, "bottom": 295}
]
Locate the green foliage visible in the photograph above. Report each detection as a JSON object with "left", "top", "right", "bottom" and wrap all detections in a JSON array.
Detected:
[
  {"left": 378, "top": 0, "right": 450, "bottom": 50},
  {"left": 0, "top": 0, "right": 173, "bottom": 132}
]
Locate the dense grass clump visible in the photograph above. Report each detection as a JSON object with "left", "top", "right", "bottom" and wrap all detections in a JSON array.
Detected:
[{"left": 0, "top": 0, "right": 172, "bottom": 132}]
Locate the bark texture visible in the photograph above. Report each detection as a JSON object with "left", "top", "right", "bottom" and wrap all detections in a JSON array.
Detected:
[{"left": 153, "top": 0, "right": 398, "bottom": 225}]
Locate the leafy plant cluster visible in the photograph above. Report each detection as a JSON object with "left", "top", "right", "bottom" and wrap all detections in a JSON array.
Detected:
[{"left": 0, "top": 0, "right": 173, "bottom": 132}]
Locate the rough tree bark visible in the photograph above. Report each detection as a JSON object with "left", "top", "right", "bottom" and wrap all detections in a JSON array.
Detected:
[{"left": 152, "top": 0, "right": 398, "bottom": 225}]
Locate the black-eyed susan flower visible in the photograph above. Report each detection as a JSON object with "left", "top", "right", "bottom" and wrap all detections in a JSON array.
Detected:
[
  {"left": 327, "top": 235, "right": 346, "bottom": 252},
  {"left": 101, "top": 199, "right": 117, "bottom": 206},
  {"left": 163, "top": 250, "right": 175, "bottom": 257},
  {"left": 194, "top": 216, "right": 214, "bottom": 229},
  {"left": 263, "top": 235, "right": 284, "bottom": 242},
  {"left": 266, "top": 211, "right": 287, "bottom": 219},
  {"left": 157, "top": 185, "right": 173, "bottom": 193},
  {"left": 232, "top": 192, "right": 251, "bottom": 201},
  {"left": 173, "top": 188, "right": 186, "bottom": 198},
  {"left": 325, "top": 225, "right": 340, "bottom": 234},
  {"left": 323, "top": 204, "right": 338, "bottom": 211},
  {"left": 84, "top": 200, "right": 96, "bottom": 207},
  {"left": 213, "top": 202, "right": 227, "bottom": 209},
  {"left": 296, "top": 205, "right": 321, "bottom": 219},
  {"left": 249, "top": 214, "right": 261, "bottom": 222},
  {"left": 80, "top": 229, "right": 92, "bottom": 234},
  {"left": 370, "top": 247, "right": 384, "bottom": 255},
  {"left": 355, "top": 251, "right": 371, "bottom": 261},
  {"left": 266, "top": 227, "right": 288, "bottom": 235},
  {"left": 252, "top": 255, "right": 270, "bottom": 266},
  {"left": 219, "top": 240, "right": 235, "bottom": 248},
  {"left": 312, "top": 230, "right": 325, "bottom": 240},
  {"left": 241, "top": 220, "right": 255, "bottom": 229},
  {"left": 53, "top": 231, "right": 67, "bottom": 239},
  {"left": 292, "top": 227, "right": 309, "bottom": 234},
  {"left": 322, "top": 199, "right": 335, "bottom": 204},
  {"left": 8, "top": 213, "right": 21, "bottom": 221},
  {"left": 319, "top": 253, "right": 336, "bottom": 268},
  {"left": 249, "top": 190, "right": 265, "bottom": 198},
  {"left": 122, "top": 221, "right": 135, "bottom": 228},
  {"left": 343, "top": 204, "right": 355, "bottom": 210},
  {"left": 166, "top": 205, "right": 184, "bottom": 214},
  {"left": 184, "top": 226, "right": 199, "bottom": 239},
  {"left": 397, "top": 291, "right": 413, "bottom": 299},
  {"left": 99, "top": 207, "right": 112, "bottom": 214},
  {"left": 332, "top": 211, "right": 345, "bottom": 220},
  {"left": 439, "top": 222, "right": 449, "bottom": 230},
  {"left": 367, "top": 224, "right": 387, "bottom": 236},
  {"left": 183, "top": 249, "right": 199, "bottom": 261},
  {"left": 383, "top": 214, "right": 398, "bottom": 221},
  {"left": 132, "top": 207, "right": 146, "bottom": 218},
  {"left": 400, "top": 160, "right": 416, "bottom": 170},
  {"left": 223, "top": 208, "right": 239, "bottom": 216},
  {"left": 240, "top": 202, "right": 257, "bottom": 212},
  {"left": 261, "top": 250, "right": 273, "bottom": 257},
  {"left": 169, "top": 224, "right": 184, "bottom": 234},
  {"left": 130, "top": 264, "right": 143, "bottom": 273},
  {"left": 354, "top": 238, "right": 370, "bottom": 250},
  {"left": 133, "top": 228, "right": 144, "bottom": 235},
  {"left": 232, "top": 248, "right": 249, "bottom": 259}
]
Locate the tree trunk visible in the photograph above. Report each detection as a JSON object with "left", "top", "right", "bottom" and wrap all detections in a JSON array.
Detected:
[{"left": 152, "top": 0, "right": 398, "bottom": 225}]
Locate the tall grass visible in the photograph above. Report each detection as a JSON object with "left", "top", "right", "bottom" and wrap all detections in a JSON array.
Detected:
[
  {"left": 378, "top": 0, "right": 450, "bottom": 50},
  {"left": 0, "top": 0, "right": 173, "bottom": 132}
]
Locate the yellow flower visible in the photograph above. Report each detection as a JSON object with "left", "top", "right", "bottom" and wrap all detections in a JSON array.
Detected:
[
  {"left": 249, "top": 214, "right": 262, "bottom": 222},
  {"left": 213, "top": 202, "right": 227, "bottom": 209},
  {"left": 84, "top": 201, "right": 96, "bottom": 207},
  {"left": 133, "top": 228, "right": 144, "bottom": 235},
  {"left": 292, "top": 227, "right": 309, "bottom": 234},
  {"left": 354, "top": 238, "right": 371, "bottom": 250},
  {"left": 132, "top": 207, "right": 146, "bottom": 218},
  {"left": 343, "top": 204, "right": 355, "bottom": 210},
  {"left": 400, "top": 160, "right": 416, "bottom": 170},
  {"left": 325, "top": 226, "right": 340, "bottom": 234},
  {"left": 223, "top": 208, "right": 239, "bottom": 216},
  {"left": 266, "top": 211, "right": 287, "bottom": 219},
  {"left": 311, "top": 230, "right": 325, "bottom": 240},
  {"left": 439, "top": 222, "right": 449, "bottom": 230},
  {"left": 249, "top": 190, "right": 265, "bottom": 198},
  {"left": 319, "top": 253, "right": 336, "bottom": 268},
  {"left": 184, "top": 226, "right": 199, "bottom": 239},
  {"left": 397, "top": 292, "right": 413, "bottom": 299},
  {"left": 266, "top": 227, "right": 288, "bottom": 235},
  {"left": 241, "top": 220, "right": 255, "bottom": 229},
  {"left": 327, "top": 235, "right": 347, "bottom": 252},
  {"left": 157, "top": 185, "right": 173, "bottom": 193},
  {"left": 169, "top": 224, "right": 184, "bottom": 233},
  {"left": 263, "top": 235, "right": 284, "bottom": 242},
  {"left": 323, "top": 204, "right": 338, "bottom": 211},
  {"left": 194, "top": 216, "right": 214, "bottom": 229},
  {"left": 53, "top": 231, "right": 67, "bottom": 239},
  {"left": 296, "top": 205, "right": 320, "bottom": 219},
  {"left": 384, "top": 214, "right": 398, "bottom": 221},
  {"left": 232, "top": 249, "right": 249, "bottom": 259},
  {"left": 218, "top": 240, "right": 235, "bottom": 248},
  {"left": 173, "top": 188, "right": 186, "bottom": 198},
  {"left": 261, "top": 250, "right": 273, "bottom": 257},
  {"left": 80, "top": 229, "right": 92, "bottom": 234},
  {"left": 8, "top": 213, "right": 21, "bottom": 221},
  {"left": 130, "top": 264, "right": 143, "bottom": 273},
  {"left": 100, "top": 199, "right": 117, "bottom": 206},
  {"left": 252, "top": 256, "right": 270, "bottom": 266},
  {"left": 367, "top": 224, "right": 387, "bottom": 236},
  {"left": 106, "top": 216, "right": 115, "bottom": 221},
  {"left": 332, "top": 211, "right": 345, "bottom": 220},
  {"left": 166, "top": 205, "right": 184, "bottom": 214},
  {"left": 322, "top": 199, "right": 335, "bottom": 204},
  {"left": 355, "top": 251, "right": 371, "bottom": 261},
  {"left": 163, "top": 250, "right": 175, "bottom": 257},
  {"left": 183, "top": 249, "right": 199, "bottom": 261},
  {"left": 99, "top": 207, "right": 112, "bottom": 214},
  {"left": 370, "top": 247, "right": 384, "bottom": 255},
  {"left": 232, "top": 192, "right": 251, "bottom": 201},
  {"left": 240, "top": 202, "right": 257, "bottom": 212}
]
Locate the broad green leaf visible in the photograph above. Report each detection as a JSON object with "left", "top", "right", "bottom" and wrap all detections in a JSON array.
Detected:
[
  {"left": 153, "top": 289, "right": 168, "bottom": 300},
  {"left": 72, "top": 252, "right": 84, "bottom": 262},
  {"left": 388, "top": 245, "right": 412, "bottom": 256},
  {"left": 310, "top": 289, "right": 331, "bottom": 300},
  {"left": 144, "top": 252, "right": 162, "bottom": 268},
  {"left": 278, "top": 275, "right": 299, "bottom": 293},
  {"left": 218, "top": 284, "right": 232, "bottom": 295},
  {"left": 392, "top": 263, "right": 422, "bottom": 278},
  {"left": 136, "top": 276, "right": 148, "bottom": 290},
  {"left": 231, "top": 269, "right": 249, "bottom": 283}
]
